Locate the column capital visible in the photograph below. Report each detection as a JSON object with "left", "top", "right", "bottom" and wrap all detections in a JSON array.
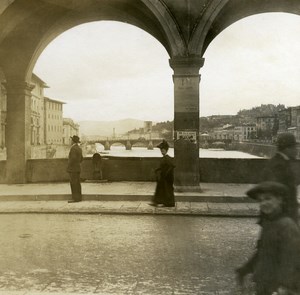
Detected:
[
  {"left": 169, "top": 56, "right": 205, "bottom": 76},
  {"left": 4, "top": 80, "right": 35, "bottom": 95}
]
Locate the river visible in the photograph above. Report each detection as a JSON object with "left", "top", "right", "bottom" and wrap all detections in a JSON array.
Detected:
[{"left": 94, "top": 144, "right": 261, "bottom": 158}]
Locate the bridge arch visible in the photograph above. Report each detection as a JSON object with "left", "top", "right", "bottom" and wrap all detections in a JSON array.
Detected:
[
  {"left": 0, "top": 0, "right": 184, "bottom": 183},
  {"left": 0, "top": 0, "right": 186, "bottom": 83},
  {"left": 189, "top": 0, "right": 300, "bottom": 56}
]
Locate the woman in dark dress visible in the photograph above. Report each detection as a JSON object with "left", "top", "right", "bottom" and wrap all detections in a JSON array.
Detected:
[{"left": 149, "top": 140, "right": 175, "bottom": 207}]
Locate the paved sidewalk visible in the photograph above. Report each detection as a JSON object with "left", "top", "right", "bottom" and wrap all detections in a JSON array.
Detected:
[
  {"left": 0, "top": 200, "right": 259, "bottom": 217},
  {"left": 0, "top": 181, "right": 255, "bottom": 201},
  {"left": 0, "top": 182, "right": 260, "bottom": 217}
]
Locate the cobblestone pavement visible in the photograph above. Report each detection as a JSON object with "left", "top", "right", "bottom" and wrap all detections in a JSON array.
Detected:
[{"left": 0, "top": 214, "right": 259, "bottom": 294}]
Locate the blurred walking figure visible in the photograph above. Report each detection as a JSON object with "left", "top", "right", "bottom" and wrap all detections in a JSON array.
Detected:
[
  {"left": 236, "top": 182, "right": 300, "bottom": 295},
  {"left": 262, "top": 132, "right": 299, "bottom": 223},
  {"left": 67, "top": 135, "right": 83, "bottom": 203},
  {"left": 149, "top": 140, "right": 175, "bottom": 207}
]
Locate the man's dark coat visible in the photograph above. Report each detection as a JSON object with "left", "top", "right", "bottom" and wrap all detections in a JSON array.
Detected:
[
  {"left": 67, "top": 144, "right": 83, "bottom": 201},
  {"left": 67, "top": 144, "right": 83, "bottom": 173},
  {"left": 261, "top": 152, "right": 298, "bottom": 222},
  {"left": 238, "top": 216, "right": 300, "bottom": 294}
]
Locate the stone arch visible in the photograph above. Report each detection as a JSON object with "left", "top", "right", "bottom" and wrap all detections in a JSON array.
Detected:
[
  {"left": 132, "top": 141, "right": 148, "bottom": 148},
  {"left": 110, "top": 142, "right": 126, "bottom": 148},
  {"left": 140, "top": 0, "right": 186, "bottom": 57},
  {"left": 189, "top": 0, "right": 300, "bottom": 56},
  {"left": 0, "top": 0, "right": 186, "bottom": 83}
]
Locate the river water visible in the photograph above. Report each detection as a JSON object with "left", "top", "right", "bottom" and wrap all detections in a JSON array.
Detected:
[{"left": 94, "top": 144, "right": 261, "bottom": 158}]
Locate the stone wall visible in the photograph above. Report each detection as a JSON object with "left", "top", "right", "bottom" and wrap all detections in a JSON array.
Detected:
[
  {"left": 25, "top": 157, "right": 161, "bottom": 183},
  {"left": 199, "top": 158, "right": 266, "bottom": 183},
  {"left": 233, "top": 142, "right": 276, "bottom": 158},
  {"left": 0, "top": 156, "right": 298, "bottom": 184},
  {"left": 31, "top": 145, "right": 71, "bottom": 159}
]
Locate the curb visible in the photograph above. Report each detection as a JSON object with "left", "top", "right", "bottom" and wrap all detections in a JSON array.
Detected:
[
  {"left": 0, "top": 194, "right": 254, "bottom": 203},
  {"left": 0, "top": 210, "right": 259, "bottom": 217},
  {"left": 0, "top": 201, "right": 259, "bottom": 217}
]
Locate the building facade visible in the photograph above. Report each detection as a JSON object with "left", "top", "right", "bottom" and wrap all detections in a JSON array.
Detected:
[
  {"left": 278, "top": 108, "right": 292, "bottom": 134},
  {"left": 278, "top": 106, "right": 300, "bottom": 142},
  {"left": 210, "top": 124, "right": 256, "bottom": 142},
  {"left": 44, "top": 97, "right": 64, "bottom": 145},
  {"left": 31, "top": 74, "right": 49, "bottom": 145},
  {"left": 63, "top": 118, "right": 79, "bottom": 145},
  {"left": 256, "top": 116, "right": 277, "bottom": 140},
  {"left": 0, "top": 72, "right": 77, "bottom": 149},
  {"left": 0, "top": 79, "right": 6, "bottom": 149}
]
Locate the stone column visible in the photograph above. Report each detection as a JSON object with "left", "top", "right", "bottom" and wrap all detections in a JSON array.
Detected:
[
  {"left": 126, "top": 140, "right": 132, "bottom": 150},
  {"left": 169, "top": 56, "right": 204, "bottom": 191},
  {"left": 0, "top": 84, "right": 3, "bottom": 148},
  {"left": 5, "top": 81, "right": 33, "bottom": 183},
  {"left": 104, "top": 141, "right": 110, "bottom": 150}
]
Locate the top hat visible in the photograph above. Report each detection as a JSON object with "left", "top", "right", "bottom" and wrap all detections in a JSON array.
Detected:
[
  {"left": 156, "top": 140, "right": 169, "bottom": 150},
  {"left": 276, "top": 133, "right": 296, "bottom": 150},
  {"left": 246, "top": 181, "right": 289, "bottom": 201},
  {"left": 70, "top": 135, "right": 80, "bottom": 143}
]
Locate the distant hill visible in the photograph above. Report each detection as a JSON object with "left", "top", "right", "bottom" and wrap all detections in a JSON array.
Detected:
[
  {"left": 237, "top": 103, "right": 285, "bottom": 117},
  {"left": 78, "top": 119, "right": 145, "bottom": 137}
]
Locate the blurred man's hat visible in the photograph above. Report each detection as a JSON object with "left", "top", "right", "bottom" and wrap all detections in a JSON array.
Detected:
[
  {"left": 70, "top": 135, "right": 80, "bottom": 143},
  {"left": 157, "top": 140, "right": 169, "bottom": 150},
  {"left": 246, "top": 181, "right": 288, "bottom": 201},
  {"left": 276, "top": 132, "right": 296, "bottom": 149}
]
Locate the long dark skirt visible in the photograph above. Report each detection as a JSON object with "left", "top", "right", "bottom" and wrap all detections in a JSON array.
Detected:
[{"left": 153, "top": 178, "right": 175, "bottom": 206}]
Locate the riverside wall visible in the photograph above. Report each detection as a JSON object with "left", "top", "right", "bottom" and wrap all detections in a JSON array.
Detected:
[
  {"left": 0, "top": 155, "right": 295, "bottom": 184},
  {"left": 0, "top": 142, "right": 299, "bottom": 184},
  {"left": 232, "top": 142, "right": 277, "bottom": 158},
  {"left": 23, "top": 156, "right": 300, "bottom": 184}
]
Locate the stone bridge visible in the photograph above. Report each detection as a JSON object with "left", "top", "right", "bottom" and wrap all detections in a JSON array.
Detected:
[
  {"left": 84, "top": 139, "right": 173, "bottom": 151},
  {"left": 0, "top": 0, "right": 298, "bottom": 189}
]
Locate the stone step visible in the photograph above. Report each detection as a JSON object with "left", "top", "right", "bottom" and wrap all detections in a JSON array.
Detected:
[
  {"left": 0, "top": 193, "right": 254, "bottom": 203},
  {"left": 0, "top": 200, "right": 260, "bottom": 217}
]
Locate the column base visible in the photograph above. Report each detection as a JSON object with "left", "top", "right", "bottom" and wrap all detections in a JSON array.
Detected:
[{"left": 174, "top": 185, "right": 202, "bottom": 193}]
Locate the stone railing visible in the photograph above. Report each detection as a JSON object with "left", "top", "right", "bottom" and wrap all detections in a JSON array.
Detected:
[{"left": 0, "top": 156, "right": 299, "bottom": 184}]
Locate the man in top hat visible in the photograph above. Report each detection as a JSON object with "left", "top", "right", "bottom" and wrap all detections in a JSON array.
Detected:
[
  {"left": 236, "top": 181, "right": 300, "bottom": 295},
  {"left": 67, "top": 135, "right": 83, "bottom": 203},
  {"left": 261, "top": 132, "right": 299, "bottom": 222}
]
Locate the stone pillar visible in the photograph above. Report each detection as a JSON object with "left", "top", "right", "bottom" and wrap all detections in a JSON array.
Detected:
[
  {"left": 169, "top": 56, "right": 204, "bottom": 191},
  {"left": 104, "top": 141, "right": 110, "bottom": 150},
  {"left": 126, "top": 140, "right": 132, "bottom": 150},
  {"left": 0, "top": 84, "right": 3, "bottom": 149},
  {"left": 5, "top": 81, "right": 33, "bottom": 183}
]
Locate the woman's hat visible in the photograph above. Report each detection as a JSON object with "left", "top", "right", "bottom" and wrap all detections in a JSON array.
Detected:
[
  {"left": 246, "top": 181, "right": 289, "bottom": 200},
  {"left": 70, "top": 135, "right": 80, "bottom": 143},
  {"left": 157, "top": 140, "right": 169, "bottom": 150}
]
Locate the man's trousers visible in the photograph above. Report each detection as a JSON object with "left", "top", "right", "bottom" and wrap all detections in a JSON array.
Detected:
[{"left": 69, "top": 172, "right": 82, "bottom": 201}]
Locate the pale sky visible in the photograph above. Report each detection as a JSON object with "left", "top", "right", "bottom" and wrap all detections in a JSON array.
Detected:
[{"left": 33, "top": 12, "right": 300, "bottom": 122}]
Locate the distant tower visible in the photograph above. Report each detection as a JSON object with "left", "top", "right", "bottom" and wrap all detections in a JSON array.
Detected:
[
  {"left": 144, "top": 121, "right": 152, "bottom": 140},
  {"left": 113, "top": 127, "right": 116, "bottom": 139},
  {"left": 144, "top": 121, "right": 152, "bottom": 134}
]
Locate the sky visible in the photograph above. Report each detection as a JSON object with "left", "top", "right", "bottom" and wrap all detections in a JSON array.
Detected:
[{"left": 33, "top": 12, "right": 300, "bottom": 122}]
